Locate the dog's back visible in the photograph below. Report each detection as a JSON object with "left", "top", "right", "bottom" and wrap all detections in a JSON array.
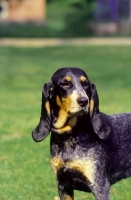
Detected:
[{"left": 106, "top": 113, "right": 131, "bottom": 184}]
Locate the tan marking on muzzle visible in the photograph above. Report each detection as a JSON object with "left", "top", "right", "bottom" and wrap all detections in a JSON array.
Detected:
[
  {"left": 53, "top": 91, "right": 80, "bottom": 129},
  {"left": 55, "top": 116, "right": 77, "bottom": 134},
  {"left": 53, "top": 95, "right": 71, "bottom": 129},
  {"left": 90, "top": 99, "right": 94, "bottom": 113},
  {"left": 45, "top": 101, "right": 50, "bottom": 115}
]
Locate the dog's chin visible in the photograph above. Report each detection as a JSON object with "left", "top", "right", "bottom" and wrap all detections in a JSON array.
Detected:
[{"left": 68, "top": 109, "right": 88, "bottom": 118}]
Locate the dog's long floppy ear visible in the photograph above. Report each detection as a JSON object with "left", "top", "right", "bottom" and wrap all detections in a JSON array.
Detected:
[
  {"left": 90, "top": 83, "right": 111, "bottom": 140},
  {"left": 32, "top": 82, "right": 54, "bottom": 142}
]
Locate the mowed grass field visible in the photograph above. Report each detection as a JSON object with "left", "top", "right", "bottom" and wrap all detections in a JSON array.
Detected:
[{"left": 0, "top": 45, "right": 130, "bottom": 200}]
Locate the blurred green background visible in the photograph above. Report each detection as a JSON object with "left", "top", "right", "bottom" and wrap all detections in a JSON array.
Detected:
[{"left": 0, "top": 0, "right": 130, "bottom": 37}]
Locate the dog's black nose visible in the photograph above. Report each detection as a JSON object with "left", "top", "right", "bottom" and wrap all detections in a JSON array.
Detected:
[{"left": 77, "top": 97, "right": 88, "bottom": 107}]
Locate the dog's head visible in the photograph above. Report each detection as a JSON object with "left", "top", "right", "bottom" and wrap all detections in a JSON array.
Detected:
[{"left": 32, "top": 68, "right": 110, "bottom": 142}]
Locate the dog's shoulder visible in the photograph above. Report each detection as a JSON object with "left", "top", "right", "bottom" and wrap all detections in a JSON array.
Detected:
[{"left": 108, "top": 113, "right": 131, "bottom": 135}]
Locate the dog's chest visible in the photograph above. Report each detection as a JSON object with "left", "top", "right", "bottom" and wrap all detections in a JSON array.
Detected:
[{"left": 50, "top": 136, "right": 97, "bottom": 186}]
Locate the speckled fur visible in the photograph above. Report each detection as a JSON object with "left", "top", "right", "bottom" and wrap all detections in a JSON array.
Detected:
[{"left": 32, "top": 68, "right": 131, "bottom": 200}]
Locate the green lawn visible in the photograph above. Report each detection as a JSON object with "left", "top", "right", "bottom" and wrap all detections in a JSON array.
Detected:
[{"left": 0, "top": 45, "right": 130, "bottom": 200}]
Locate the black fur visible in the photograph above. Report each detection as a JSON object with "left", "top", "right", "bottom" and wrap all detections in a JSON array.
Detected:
[{"left": 32, "top": 68, "right": 131, "bottom": 200}]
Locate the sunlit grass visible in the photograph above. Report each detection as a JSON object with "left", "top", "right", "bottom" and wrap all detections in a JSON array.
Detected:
[{"left": 0, "top": 45, "right": 130, "bottom": 199}]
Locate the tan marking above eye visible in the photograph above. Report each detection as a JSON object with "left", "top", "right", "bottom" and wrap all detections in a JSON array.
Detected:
[
  {"left": 65, "top": 76, "right": 71, "bottom": 82},
  {"left": 80, "top": 76, "right": 87, "bottom": 82}
]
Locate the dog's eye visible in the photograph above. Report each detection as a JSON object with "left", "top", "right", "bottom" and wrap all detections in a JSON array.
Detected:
[
  {"left": 81, "top": 81, "right": 89, "bottom": 88},
  {"left": 60, "top": 81, "right": 71, "bottom": 88}
]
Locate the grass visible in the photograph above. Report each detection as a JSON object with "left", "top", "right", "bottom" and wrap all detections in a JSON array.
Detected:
[{"left": 0, "top": 45, "right": 130, "bottom": 200}]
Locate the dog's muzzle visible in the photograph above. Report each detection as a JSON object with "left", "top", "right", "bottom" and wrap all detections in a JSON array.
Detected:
[{"left": 77, "top": 97, "right": 88, "bottom": 108}]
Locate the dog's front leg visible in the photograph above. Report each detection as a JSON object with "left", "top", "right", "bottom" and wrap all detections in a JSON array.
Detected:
[
  {"left": 58, "top": 184, "right": 74, "bottom": 200},
  {"left": 92, "top": 179, "right": 110, "bottom": 200}
]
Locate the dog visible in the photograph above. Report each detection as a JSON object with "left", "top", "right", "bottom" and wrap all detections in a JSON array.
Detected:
[{"left": 32, "top": 68, "right": 131, "bottom": 200}]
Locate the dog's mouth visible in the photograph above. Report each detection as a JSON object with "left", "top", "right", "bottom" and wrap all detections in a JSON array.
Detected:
[
  {"left": 51, "top": 106, "right": 89, "bottom": 133},
  {"left": 52, "top": 107, "right": 88, "bottom": 120},
  {"left": 51, "top": 109, "right": 87, "bottom": 134},
  {"left": 68, "top": 109, "right": 87, "bottom": 118}
]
